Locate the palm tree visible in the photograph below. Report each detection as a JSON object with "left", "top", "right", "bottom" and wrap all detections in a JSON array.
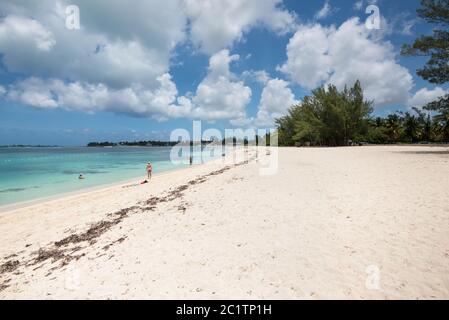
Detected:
[
  {"left": 403, "top": 112, "right": 422, "bottom": 143},
  {"left": 385, "top": 114, "right": 403, "bottom": 143},
  {"left": 434, "top": 109, "right": 449, "bottom": 142}
]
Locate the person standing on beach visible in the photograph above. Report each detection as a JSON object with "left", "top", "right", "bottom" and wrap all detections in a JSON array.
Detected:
[{"left": 146, "top": 162, "right": 152, "bottom": 179}]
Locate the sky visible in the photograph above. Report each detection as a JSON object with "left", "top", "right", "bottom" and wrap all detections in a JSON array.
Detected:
[{"left": 0, "top": 0, "right": 448, "bottom": 146}]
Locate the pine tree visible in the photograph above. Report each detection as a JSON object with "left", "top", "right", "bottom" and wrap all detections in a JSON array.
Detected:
[{"left": 402, "top": 0, "right": 449, "bottom": 141}]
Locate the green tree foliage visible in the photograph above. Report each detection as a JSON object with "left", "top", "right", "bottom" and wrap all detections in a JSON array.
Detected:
[
  {"left": 275, "top": 81, "right": 449, "bottom": 146},
  {"left": 384, "top": 114, "right": 404, "bottom": 143},
  {"left": 403, "top": 111, "right": 422, "bottom": 143},
  {"left": 432, "top": 105, "right": 449, "bottom": 140},
  {"left": 275, "top": 81, "right": 373, "bottom": 146},
  {"left": 276, "top": 1, "right": 449, "bottom": 146},
  {"left": 402, "top": 0, "right": 449, "bottom": 140}
]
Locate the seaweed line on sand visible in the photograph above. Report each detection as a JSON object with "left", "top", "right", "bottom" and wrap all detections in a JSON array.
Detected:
[{"left": 0, "top": 158, "right": 254, "bottom": 291}]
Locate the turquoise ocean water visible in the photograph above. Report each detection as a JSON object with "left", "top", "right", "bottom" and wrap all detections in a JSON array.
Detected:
[{"left": 0, "top": 146, "right": 221, "bottom": 206}]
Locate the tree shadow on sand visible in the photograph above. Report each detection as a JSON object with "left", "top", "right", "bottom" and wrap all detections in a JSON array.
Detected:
[{"left": 394, "top": 150, "right": 449, "bottom": 155}]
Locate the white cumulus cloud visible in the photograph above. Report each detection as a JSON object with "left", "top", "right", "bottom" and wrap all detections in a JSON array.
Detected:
[
  {"left": 190, "top": 50, "right": 252, "bottom": 121},
  {"left": 183, "top": 0, "right": 297, "bottom": 54},
  {"left": 231, "top": 76, "right": 298, "bottom": 128},
  {"left": 6, "top": 50, "right": 255, "bottom": 122},
  {"left": 0, "top": 1, "right": 186, "bottom": 89},
  {"left": 408, "top": 87, "right": 448, "bottom": 109},
  {"left": 0, "top": 15, "right": 55, "bottom": 52},
  {"left": 254, "top": 78, "right": 299, "bottom": 127},
  {"left": 279, "top": 17, "right": 414, "bottom": 107},
  {"left": 0, "top": 0, "right": 298, "bottom": 122},
  {"left": 7, "top": 75, "right": 192, "bottom": 119}
]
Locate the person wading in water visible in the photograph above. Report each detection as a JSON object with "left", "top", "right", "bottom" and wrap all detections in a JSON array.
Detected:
[{"left": 146, "top": 162, "right": 153, "bottom": 180}]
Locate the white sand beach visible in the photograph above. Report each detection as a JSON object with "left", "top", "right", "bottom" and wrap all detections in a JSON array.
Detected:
[{"left": 0, "top": 145, "right": 449, "bottom": 299}]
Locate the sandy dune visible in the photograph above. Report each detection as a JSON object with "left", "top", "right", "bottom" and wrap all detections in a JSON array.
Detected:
[{"left": 1, "top": 146, "right": 449, "bottom": 299}]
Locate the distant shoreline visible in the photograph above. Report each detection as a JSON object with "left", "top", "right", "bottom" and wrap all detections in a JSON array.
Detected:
[
  {"left": 0, "top": 145, "right": 181, "bottom": 149},
  {"left": 0, "top": 145, "right": 62, "bottom": 148},
  {"left": 2, "top": 142, "right": 448, "bottom": 149}
]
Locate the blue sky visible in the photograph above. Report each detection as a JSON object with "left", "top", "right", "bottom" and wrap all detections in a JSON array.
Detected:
[{"left": 0, "top": 0, "right": 447, "bottom": 146}]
